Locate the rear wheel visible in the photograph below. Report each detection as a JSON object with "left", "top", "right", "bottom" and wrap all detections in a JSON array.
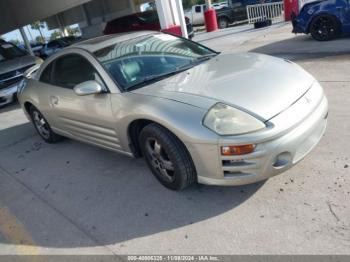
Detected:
[
  {"left": 30, "top": 106, "right": 62, "bottom": 143},
  {"left": 218, "top": 17, "right": 229, "bottom": 29},
  {"left": 139, "top": 124, "right": 196, "bottom": 190},
  {"left": 310, "top": 15, "right": 340, "bottom": 41}
]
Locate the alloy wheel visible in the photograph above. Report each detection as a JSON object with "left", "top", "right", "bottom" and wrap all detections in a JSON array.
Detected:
[
  {"left": 311, "top": 17, "right": 336, "bottom": 40},
  {"left": 145, "top": 137, "right": 175, "bottom": 183},
  {"left": 33, "top": 110, "right": 50, "bottom": 140},
  {"left": 219, "top": 19, "right": 228, "bottom": 29}
]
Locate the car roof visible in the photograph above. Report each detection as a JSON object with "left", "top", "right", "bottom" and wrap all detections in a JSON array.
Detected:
[{"left": 70, "top": 31, "right": 157, "bottom": 53}]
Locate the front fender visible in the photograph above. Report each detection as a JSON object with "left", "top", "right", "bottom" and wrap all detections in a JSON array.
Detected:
[{"left": 111, "top": 93, "right": 219, "bottom": 153}]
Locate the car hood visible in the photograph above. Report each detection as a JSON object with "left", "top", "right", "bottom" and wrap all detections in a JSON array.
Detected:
[
  {"left": 132, "top": 52, "right": 315, "bottom": 120},
  {"left": 0, "top": 55, "right": 37, "bottom": 75}
]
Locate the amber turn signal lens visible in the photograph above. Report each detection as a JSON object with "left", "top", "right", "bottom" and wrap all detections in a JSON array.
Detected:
[{"left": 221, "top": 144, "right": 255, "bottom": 156}]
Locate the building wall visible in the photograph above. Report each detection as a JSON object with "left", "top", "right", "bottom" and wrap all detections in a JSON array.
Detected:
[{"left": 45, "top": 0, "right": 141, "bottom": 38}]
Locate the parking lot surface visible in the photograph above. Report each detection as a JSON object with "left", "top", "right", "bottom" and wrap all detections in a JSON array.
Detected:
[{"left": 0, "top": 23, "right": 349, "bottom": 255}]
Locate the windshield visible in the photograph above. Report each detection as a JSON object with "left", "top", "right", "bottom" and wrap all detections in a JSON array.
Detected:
[
  {"left": 0, "top": 42, "right": 27, "bottom": 62},
  {"left": 94, "top": 34, "right": 217, "bottom": 91}
]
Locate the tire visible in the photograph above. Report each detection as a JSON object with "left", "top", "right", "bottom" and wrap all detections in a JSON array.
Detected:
[
  {"left": 218, "top": 17, "right": 229, "bottom": 29},
  {"left": 139, "top": 123, "right": 196, "bottom": 190},
  {"left": 29, "top": 106, "right": 62, "bottom": 143},
  {"left": 254, "top": 19, "right": 272, "bottom": 29},
  {"left": 309, "top": 15, "right": 340, "bottom": 41}
]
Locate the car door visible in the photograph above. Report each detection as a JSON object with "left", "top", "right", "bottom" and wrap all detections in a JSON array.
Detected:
[{"left": 41, "top": 53, "right": 122, "bottom": 152}]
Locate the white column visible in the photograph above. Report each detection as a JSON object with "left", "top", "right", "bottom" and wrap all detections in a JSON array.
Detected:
[
  {"left": 19, "top": 27, "right": 34, "bottom": 56},
  {"left": 205, "top": 0, "right": 212, "bottom": 8},
  {"left": 174, "top": 0, "right": 188, "bottom": 38},
  {"left": 128, "top": 0, "right": 136, "bottom": 13},
  {"left": 25, "top": 26, "right": 34, "bottom": 42},
  {"left": 155, "top": 0, "right": 173, "bottom": 29},
  {"left": 169, "top": 0, "right": 180, "bottom": 25},
  {"left": 56, "top": 15, "right": 69, "bottom": 37}
]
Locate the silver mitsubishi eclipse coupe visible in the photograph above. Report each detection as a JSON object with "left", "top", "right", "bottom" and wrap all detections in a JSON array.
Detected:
[{"left": 17, "top": 31, "right": 328, "bottom": 190}]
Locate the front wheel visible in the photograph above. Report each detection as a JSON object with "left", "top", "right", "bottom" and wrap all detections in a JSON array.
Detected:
[
  {"left": 30, "top": 106, "right": 62, "bottom": 143},
  {"left": 139, "top": 124, "right": 196, "bottom": 190},
  {"left": 218, "top": 17, "right": 229, "bottom": 29},
  {"left": 310, "top": 15, "right": 340, "bottom": 41}
]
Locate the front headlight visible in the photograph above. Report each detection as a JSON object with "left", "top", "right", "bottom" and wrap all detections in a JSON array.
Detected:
[
  {"left": 203, "top": 103, "right": 265, "bottom": 135},
  {"left": 17, "top": 78, "right": 27, "bottom": 95}
]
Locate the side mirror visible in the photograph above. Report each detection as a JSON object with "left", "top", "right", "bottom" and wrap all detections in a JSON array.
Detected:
[{"left": 73, "top": 80, "right": 103, "bottom": 96}]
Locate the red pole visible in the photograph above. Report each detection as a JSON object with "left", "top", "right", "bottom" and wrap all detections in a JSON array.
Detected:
[
  {"left": 204, "top": 8, "right": 218, "bottom": 32},
  {"left": 284, "top": 0, "right": 299, "bottom": 21}
]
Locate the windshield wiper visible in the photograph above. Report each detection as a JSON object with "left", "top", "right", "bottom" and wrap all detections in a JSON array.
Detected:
[{"left": 125, "top": 65, "right": 193, "bottom": 91}]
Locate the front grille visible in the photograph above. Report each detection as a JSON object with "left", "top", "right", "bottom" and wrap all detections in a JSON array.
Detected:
[
  {"left": 0, "top": 75, "right": 22, "bottom": 89},
  {"left": 0, "top": 64, "right": 34, "bottom": 89}
]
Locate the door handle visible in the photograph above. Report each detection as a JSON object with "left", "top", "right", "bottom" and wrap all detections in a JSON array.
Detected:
[{"left": 50, "top": 96, "right": 59, "bottom": 106}]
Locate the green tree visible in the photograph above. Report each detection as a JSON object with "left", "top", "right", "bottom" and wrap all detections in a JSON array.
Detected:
[
  {"left": 195, "top": 0, "right": 205, "bottom": 4},
  {"left": 10, "top": 39, "right": 20, "bottom": 46},
  {"left": 35, "top": 36, "right": 45, "bottom": 43},
  {"left": 66, "top": 27, "right": 80, "bottom": 36},
  {"left": 182, "top": 0, "right": 193, "bottom": 9},
  {"left": 50, "top": 30, "right": 62, "bottom": 40},
  {"left": 30, "top": 21, "right": 45, "bottom": 42}
]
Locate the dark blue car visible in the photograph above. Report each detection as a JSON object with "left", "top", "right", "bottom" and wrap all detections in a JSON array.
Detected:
[{"left": 292, "top": 0, "right": 350, "bottom": 41}]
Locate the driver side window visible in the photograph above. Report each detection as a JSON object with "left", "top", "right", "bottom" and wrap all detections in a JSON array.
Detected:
[{"left": 40, "top": 54, "right": 105, "bottom": 90}]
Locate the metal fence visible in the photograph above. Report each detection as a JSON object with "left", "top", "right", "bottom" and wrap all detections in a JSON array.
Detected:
[{"left": 246, "top": 2, "right": 284, "bottom": 24}]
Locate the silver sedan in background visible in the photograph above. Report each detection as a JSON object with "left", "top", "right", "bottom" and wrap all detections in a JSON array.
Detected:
[
  {"left": 0, "top": 40, "right": 41, "bottom": 107},
  {"left": 17, "top": 32, "right": 328, "bottom": 190}
]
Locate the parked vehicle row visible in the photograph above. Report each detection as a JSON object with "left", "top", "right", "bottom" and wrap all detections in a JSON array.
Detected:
[
  {"left": 0, "top": 40, "right": 41, "bottom": 107},
  {"left": 216, "top": 0, "right": 282, "bottom": 29},
  {"left": 185, "top": 2, "right": 228, "bottom": 26},
  {"left": 18, "top": 32, "right": 328, "bottom": 190},
  {"left": 19, "top": 42, "right": 44, "bottom": 57},
  {"left": 19, "top": 36, "right": 82, "bottom": 60},
  {"left": 184, "top": 0, "right": 280, "bottom": 29},
  {"left": 40, "top": 36, "right": 82, "bottom": 58}
]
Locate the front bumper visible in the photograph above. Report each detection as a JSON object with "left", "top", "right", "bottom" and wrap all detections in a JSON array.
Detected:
[
  {"left": 0, "top": 83, "right": 19, "bottom": 107},
  {"left": 189, "top": 84, "right": 328, "bottom": 186},
  {"left": 292, "top": 13, "right": 307, "bottom": 34}
]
